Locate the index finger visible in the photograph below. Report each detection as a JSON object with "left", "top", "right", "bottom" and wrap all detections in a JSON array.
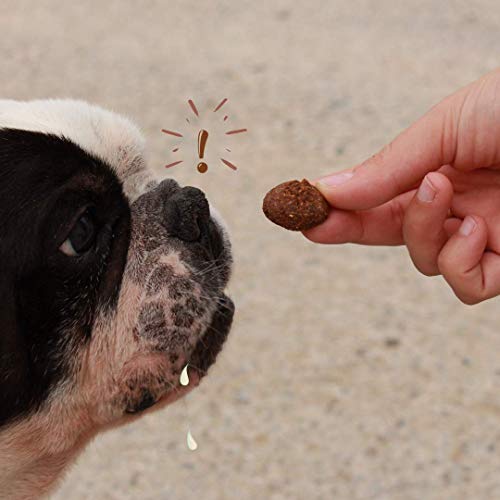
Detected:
[
  {"left": 316, "top": 84, "right": 473, "bottom": 211},
  {"left": 303, "top": 190, "right": 415, "bottom": 245}
]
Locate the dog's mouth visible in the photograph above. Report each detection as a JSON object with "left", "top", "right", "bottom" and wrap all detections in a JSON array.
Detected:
[
  {"left": 169, "top": 293, "right": 234, "bottom": 398},
  {"left": 124, "top": 293, "right": 234, "bottom": 414}
]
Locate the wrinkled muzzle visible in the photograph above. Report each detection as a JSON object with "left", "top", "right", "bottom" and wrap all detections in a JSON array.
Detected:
[{"left": 108, "top": 179, "right": 233, "bottom": 414}]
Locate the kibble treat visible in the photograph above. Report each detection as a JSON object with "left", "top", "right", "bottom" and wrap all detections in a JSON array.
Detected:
[{"left": 262, "top": 179, "right": 330, "bottom": 231}]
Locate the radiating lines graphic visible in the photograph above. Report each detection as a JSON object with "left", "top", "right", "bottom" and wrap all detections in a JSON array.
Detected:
[{"left": 161, "top": 98, "right": 246, "bottom": 172}]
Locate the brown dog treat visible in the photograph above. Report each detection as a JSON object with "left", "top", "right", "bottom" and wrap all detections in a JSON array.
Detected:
[{"left": 262, "top": 179, "right": 330, "bottom": 231}]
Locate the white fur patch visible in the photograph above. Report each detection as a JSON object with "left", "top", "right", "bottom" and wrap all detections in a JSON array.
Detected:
[
  {"left": 0, "top": 99, "right": 154, "bottom": 201},
  {"left": 0, "top": 99, "right": 144, "bottom": 171}
]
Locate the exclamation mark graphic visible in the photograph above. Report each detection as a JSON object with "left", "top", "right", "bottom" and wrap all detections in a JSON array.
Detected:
[{"left": 197, "top": 130, "right": 209, "bottom": 173}]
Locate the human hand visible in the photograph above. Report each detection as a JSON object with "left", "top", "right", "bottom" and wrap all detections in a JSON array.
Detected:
[{"left": 304, "top": 69, "right": 500, "bottom": 305}]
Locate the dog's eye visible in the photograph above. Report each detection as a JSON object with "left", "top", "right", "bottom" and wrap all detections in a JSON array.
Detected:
[{"left": 59, "top": 209, "right": 97, "bottom": 257}]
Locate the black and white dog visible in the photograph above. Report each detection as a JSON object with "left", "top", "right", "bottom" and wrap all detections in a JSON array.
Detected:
[{"left": 0, "top": 100, "right": 234, "bottom": 499}]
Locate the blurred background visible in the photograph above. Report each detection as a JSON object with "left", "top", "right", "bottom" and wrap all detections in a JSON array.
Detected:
[{"left": 3, "top": 1, "right": 500, "bottom": 498}]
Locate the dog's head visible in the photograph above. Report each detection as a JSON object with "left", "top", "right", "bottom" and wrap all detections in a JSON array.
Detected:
[{"left": 0, "top": 100, "right": 234, "bottom": 441}]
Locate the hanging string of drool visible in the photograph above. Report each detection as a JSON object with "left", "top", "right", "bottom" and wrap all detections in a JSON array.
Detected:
[{"left": 180, "top": 364, "right": 198, "bottom": 451}]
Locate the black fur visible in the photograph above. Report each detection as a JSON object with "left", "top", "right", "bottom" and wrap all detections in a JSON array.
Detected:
[
  {"left": 0, "top": 129, "right": 131, "bottom": 426},
  {"left": 190, "top": 295, "right": 234, "bottom": 375}
]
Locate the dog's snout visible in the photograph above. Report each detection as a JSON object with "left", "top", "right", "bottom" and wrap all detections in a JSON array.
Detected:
[{"left": 164, "top": 186, "right": 210, "bottom": 242}]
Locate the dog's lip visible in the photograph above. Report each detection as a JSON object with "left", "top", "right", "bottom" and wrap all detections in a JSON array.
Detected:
[
  {"left": 156, "top": 367, "right": 202, "bottom": 407},
  {"left": 156, "top": 293, "right": 234, "bottom": 406},
  {"left": 188, "top": 293, "right": 234, "bottom": 375}
]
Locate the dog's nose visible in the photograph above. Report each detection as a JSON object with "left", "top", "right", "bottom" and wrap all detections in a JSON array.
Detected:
[{"left": 164, "top": 186, "right": 210, "bottom": 242}]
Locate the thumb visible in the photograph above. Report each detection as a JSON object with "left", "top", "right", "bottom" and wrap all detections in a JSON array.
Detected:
[{"left": 315, "top": 88, "right": 470, "bottom": 211}]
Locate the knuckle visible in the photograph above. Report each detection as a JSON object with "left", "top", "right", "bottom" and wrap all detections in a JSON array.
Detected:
[
  {"left": 417, "top": 265, "right": 439, "bottom": 277},
  {"left": 402, "top": 198, "right": 432, "bottom": 236},
  {"left": 364, "top": 143, "right": 393, "bottom": 170},
  {"left": 405, "top": 243, "right": 440, "bottom": 276},
  {"left": 409, "top": 251, "right": 439, "bottom": 276},
  {"left": 402, "top": 214, "right": 420, "bottom": 238},
  {"left": 389, "top": 199, "right": 405, "bottom": 231},
  {"left": 437, "top": 251, "right": 452, "bottom": 274},
  {"left": 387, "top": 168, "right": 406, "bottom": 198},
  {"left": 435, "top": 94, "right": 466, "bottom": 167},
  {"left": 452, "top": 280, "right": 485, "bottom": 305},
  {"left": 457, "top": 292, "right": 481, "bottom": 306}
]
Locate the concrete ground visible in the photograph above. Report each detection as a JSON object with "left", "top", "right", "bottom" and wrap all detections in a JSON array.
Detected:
[{"left": 3, "top": 1, "right": 500, "bottom": 498}]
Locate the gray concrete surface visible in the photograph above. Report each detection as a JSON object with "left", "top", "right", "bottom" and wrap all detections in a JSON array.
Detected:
[{"left": 2, "top": 1, "right": 500, "bottom": 498}]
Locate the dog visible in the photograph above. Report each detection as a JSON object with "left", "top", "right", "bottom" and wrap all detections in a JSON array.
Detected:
[{"left": 0, "top": 99, "right": 234, "bottom": 499}]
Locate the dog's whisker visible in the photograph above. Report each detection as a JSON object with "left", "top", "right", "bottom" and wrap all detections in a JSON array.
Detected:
[{"left": 190, "top": 260, "right": 227, "bottom": 278}]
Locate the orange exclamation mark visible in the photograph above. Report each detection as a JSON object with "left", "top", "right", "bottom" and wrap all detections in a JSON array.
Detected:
[{"left": 197, "top": 130, "right": 209, "bottom": 173}]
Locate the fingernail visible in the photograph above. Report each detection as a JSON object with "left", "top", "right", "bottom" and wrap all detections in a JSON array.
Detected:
[
  {"left": 459, "top": 216, "right": 477, "bottom": 236},
  {"left": 417, "top": 175, "right": 436, "bottom": 203},
  {"left": 317, "top": 171, "right": 354, "bottom": 188}
]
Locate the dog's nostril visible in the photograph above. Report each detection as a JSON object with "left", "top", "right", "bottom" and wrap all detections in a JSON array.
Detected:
[{"left": 164, "top": 186, "right": 210, "bottom": 242}]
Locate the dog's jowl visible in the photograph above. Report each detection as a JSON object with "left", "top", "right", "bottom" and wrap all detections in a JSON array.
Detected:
[{"left": 0, "top": 100, "right": 234, "bottom": 499}]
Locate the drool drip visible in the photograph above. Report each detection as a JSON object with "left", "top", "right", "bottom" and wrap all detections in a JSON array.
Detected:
[{"left": 180, "top": 364, "right": 198, "bottom": 451}]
